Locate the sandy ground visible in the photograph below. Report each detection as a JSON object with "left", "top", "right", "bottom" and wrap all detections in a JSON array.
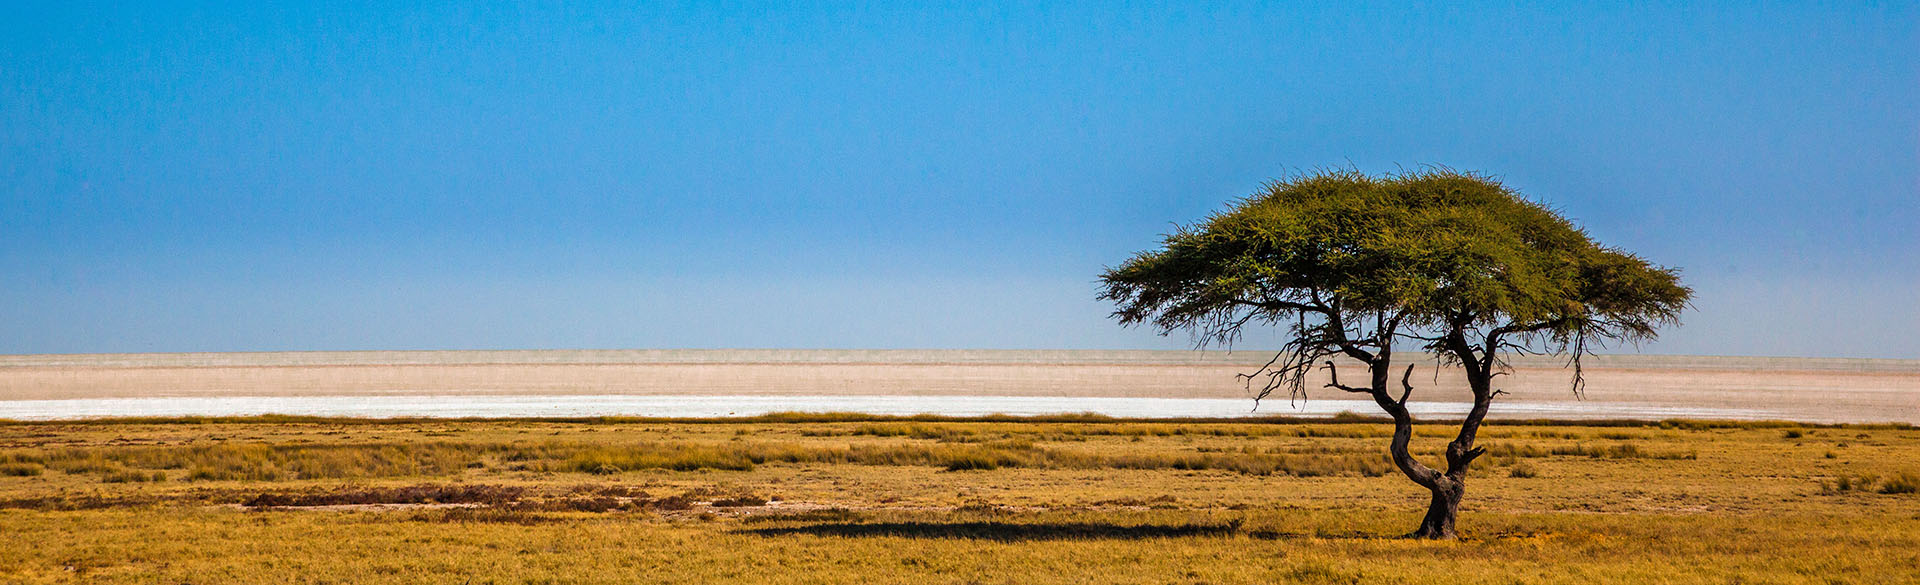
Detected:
[{"left": 1, "top": 350, "right": 1915, "bottom": 423}]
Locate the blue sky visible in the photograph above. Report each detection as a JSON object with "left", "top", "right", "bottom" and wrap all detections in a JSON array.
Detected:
[{"left": 3, "top": 2, "right": 1916, "bottom": 357}]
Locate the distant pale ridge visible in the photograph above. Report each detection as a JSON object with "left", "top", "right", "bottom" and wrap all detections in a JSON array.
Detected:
[{"left": 2, "top": 350, "right": 1915, "bottom": 424}]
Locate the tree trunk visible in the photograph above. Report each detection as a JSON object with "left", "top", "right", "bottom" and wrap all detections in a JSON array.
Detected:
[
  {"left": 1410, "top": 480, "right": 1463, "bottom": 539},
  {"left": 1323, "top": 324, "right": 1492, "bottom": 540},
  {"left": 1364, "top": 359, "right": 1468, "bottom": 540}
]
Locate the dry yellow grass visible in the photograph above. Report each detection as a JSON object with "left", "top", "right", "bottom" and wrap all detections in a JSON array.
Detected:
[{"left": 0, "top": 416, "right": 1917, "bottom": 584}]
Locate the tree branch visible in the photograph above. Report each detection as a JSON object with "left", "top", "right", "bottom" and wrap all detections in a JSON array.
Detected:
[
  {"left": 1323, "top": 309, "right": 1378, "bottom": 363},
  {"left": 1397, "top": 363, "right": 1415, "bottom": 406},
  {"left": 1490, "top": 317, "right": 1581, "bottom": 339},
  {"left": 1320, "top": 361, "right": 1374, "bottom": 394},
  {"left": 1484, "top": 317, "right": 1582, "bottom": 371},
  {"left": 1228, "top": 298, "right": 1329, "bottom": 316}
]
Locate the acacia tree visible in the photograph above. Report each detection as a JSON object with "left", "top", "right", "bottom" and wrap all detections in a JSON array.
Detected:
[{"left": 1100, "top": 169, "right": 1690, "bottom": 539}]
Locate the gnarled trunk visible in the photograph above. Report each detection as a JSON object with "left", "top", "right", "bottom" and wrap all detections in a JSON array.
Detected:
[
  {"left": 1309, "top": 317, "right": 1502, "bottom": 540},
  {"left": 1369, "top": 361, "right": 1473, "bottom": 540},
  {"left": 1385, "top": 413, "right": 1468, "bottom": 540},
  {"left": 1411, "top": 479, "right": 1463, "bottom": 539},
  {"left": 1375, "top": 331, "right": 1493, "bottom": 540}
]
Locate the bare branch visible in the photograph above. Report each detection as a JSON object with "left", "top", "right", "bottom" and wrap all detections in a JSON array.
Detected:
[
  {"left": 1568, "top": 326, "right": 1590, "bottom": 399},
  {"left": 1320, "top": 361, "right": 1373, "bottom": 394},
  {"left": 1397, "top": 363, "right": 1415, "bottom": 406}
]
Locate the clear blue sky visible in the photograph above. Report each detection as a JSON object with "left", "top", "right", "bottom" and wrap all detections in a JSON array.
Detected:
[{"left": 4, "top": 2, "right": 1915, "bottom": 357}]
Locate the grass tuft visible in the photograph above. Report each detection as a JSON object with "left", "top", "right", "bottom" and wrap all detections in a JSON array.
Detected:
[
  {"left": 710, "top": 495, "right": 769, "bottom": 507},
  {"left": 1880, "top": 473, "right": 1919, "bottom": 495},
  {"left": 0, "top": 463, "right": 43, "bottom": 477},
  {"left": 102, "top": 469, "right": 167, "bottom": 483}
]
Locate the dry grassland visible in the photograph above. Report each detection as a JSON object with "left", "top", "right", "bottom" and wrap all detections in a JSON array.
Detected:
[{"left": 1, "top": 415, "right": 1917, "bottom": 584}]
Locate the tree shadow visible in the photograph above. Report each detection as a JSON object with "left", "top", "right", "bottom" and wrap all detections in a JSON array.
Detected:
[{"left": 741, "top": 521, "right": 1242, "bottom": 541}]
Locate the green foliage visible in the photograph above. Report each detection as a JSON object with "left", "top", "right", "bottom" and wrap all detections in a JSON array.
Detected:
[{"left": 1101, "top": 168, "right": 1690, "bottom": 351}]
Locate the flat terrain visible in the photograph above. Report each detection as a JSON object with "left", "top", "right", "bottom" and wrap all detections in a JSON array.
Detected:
[
  {"left": 3, "top": 350, "right": 1918, "bottom": 423},
  {"left": 1, "top": 416, "right": 1917, "bottom": 584}
]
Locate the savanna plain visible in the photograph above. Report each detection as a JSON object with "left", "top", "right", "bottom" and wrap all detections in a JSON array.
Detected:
[{"left": 2, "top": 415, "right": 1917, "bottom": 584}]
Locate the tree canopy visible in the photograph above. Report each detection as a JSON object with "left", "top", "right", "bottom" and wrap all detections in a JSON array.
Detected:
[{"left": 1102, "top": 168, "right": 1690, "bottom": 400}]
